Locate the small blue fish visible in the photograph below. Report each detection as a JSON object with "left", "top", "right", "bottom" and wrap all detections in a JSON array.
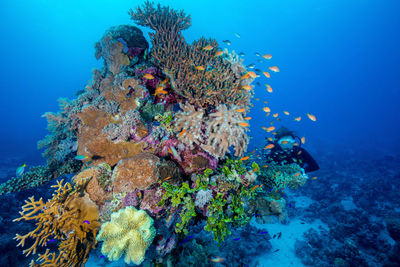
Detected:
[
  {"left": 47, "top": 239, "right": 56, "bottom": 243},
  {"left": 100, "top": 255, "right": 105, "bottom": 258},
  {"left": 83, "top": 220, "right": 90, "bottom": 224},
  {"left": 234, "top": 32, "right": 241, "bottom": 38},
  {"left": 233, "top": 238, "right": 240, "bottom": 241},
  {"left": 75, "top": 155, "right": 88, "bottom": 161},
  {"left": 222, "top": 40, "right": 231, "bottom": 45},
  {"left": 117, "top": 38, "right": 129, "bottom": 53},
  {"left": 258, "top": 231, "right": 268, "bottom": 235},
  {"left": 16, "top": 164, "right": 26, "bottom": 176}
]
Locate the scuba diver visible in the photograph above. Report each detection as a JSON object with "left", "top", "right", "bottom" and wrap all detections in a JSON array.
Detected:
[{"left": 264, "top": 126, "right": 319, "bottom": 173}]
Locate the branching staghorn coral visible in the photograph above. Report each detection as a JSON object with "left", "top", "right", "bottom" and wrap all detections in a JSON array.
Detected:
[
  {"left": 201, "top": 104, "right": 249, "bottom": 159},
  {"left": 130, "top": 1, "right": 252, "bottom": 109},
  {"left": 13, "top": 180, "right": 100, "bottom": 267}
]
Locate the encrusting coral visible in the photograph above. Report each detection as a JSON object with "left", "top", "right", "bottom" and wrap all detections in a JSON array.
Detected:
[
  {"left": 13, "top": 180, "right": 100, "bottom": 267},
  {"left": 97, "top": 206, "right": 156, "bottom": 265}
]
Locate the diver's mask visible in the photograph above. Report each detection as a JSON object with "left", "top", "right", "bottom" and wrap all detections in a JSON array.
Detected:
[{"left": 277, "top": 136, "right": 295, "bottom": 150}]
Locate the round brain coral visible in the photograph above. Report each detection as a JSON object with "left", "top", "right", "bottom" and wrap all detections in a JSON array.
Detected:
[{"left": 97, "top": 206, "right": 156, "bottom": 265}]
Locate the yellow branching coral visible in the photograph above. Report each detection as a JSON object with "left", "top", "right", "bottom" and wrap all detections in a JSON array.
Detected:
[
  {"left": 13, "top": 180, "right": 101, "bottom": 267},
  {"left": 97, "top": 206, "right": 156, "bottom": 265}
]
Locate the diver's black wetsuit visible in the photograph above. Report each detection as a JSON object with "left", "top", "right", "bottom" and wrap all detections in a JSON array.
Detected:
[{"left": 265, "top": 141, "right": 319, "bottom": 173}]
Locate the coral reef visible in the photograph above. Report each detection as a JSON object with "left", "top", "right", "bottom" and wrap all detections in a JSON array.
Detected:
[{"left": 97, "top": 206, "right": 156, "bottom": 265}]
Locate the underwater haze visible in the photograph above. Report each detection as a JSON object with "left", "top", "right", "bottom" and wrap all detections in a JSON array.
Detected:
[{"left": 0, "top": 0, "right": 399, "bottom": 266}]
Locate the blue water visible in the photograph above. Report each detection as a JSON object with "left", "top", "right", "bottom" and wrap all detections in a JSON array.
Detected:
[{"left": 0, "top": 0, "right": 399, "bottom": 266}]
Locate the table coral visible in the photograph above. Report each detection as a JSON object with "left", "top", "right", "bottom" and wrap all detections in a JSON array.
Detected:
[
  {"left": 77, "top": 106, "right": 144, "bottom": 166},
  {"left": 97, "top": 206, "right": 156, "bottom": 265},
  {"left": 13, "top": 180, "right": 100, "bottom": 267}
]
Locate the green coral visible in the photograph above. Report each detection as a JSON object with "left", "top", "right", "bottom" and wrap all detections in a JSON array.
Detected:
[
  {"left": 260, "top": 161, "right": 308, "bottom": 192},
  {"left": 204, "top": 185, "right": 256, "bottom": 245},
  {"left": 141, "top": 102, "right": 165, "bottom": 122},
  {"left": 155, "top": 111, "right": 174, "bottom": 132}
]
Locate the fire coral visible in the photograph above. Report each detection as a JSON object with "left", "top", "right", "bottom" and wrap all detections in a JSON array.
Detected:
[{"left": 13, "top": 180, "right": 100, "bottom": 267}]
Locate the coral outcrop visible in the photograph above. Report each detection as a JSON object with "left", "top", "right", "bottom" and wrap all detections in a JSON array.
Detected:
[{"left": 97, "top": 206, "right": 156, "bottom": 265}]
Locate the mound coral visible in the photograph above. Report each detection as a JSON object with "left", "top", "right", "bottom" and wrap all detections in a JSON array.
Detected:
[
  {"left": 13, "top": 180, "right": 100, "bottom": 266},
  {"left": 112, "top": 152, "right": 161, "bottom": 193},
  {"left": 73, "top": 163, "right": 113, "bottom": 205},
  {"left": 97, "top": 206, "right": 156, "bottom": 265}
]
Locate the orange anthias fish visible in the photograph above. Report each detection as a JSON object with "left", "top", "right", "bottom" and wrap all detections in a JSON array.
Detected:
[
  {"left": 273, "top": 113, "right": 278, "bottom": 117},
  {"left": 263, "top": 71, "right": 270, "bottom": 78},
  {"left": 248, "top": 71, "right": 257, "bottom": 78},
  {"left": 241, "top": 73, "right": 250, "bottom": 79},
  {"left": 203, "top": 45, "right": 214, "bottom": 51},
  {"left": 244, "top": 117, "right": 252, "bottom": 120},
  {"left": 236, "top": 108, "right": 246, "bottom": 113},
  {"left": 143, "top": 74, "right": 155, "bottom": 80},
  {"left": 307, "top": 113, "right": 317, "bottom": 121},
  {"left": 264, "top": 144, "right": 274, "bottom": 150},
  {"left": 267, "top": 137, "right": 273, "bottom": 141},
  {"left": 214, "top": 50, "right": 223, "bottom": 57},
  {"left": 283, "top": 111, "right": 290, "bottom": 115},
  {"left": 239, "top": 156, "right": 249, "bottom": 161},
  {"left": 238, "top": 122, "right": 249, "bottom": 127},
  {"left": 301, "top": 136, "right": 306, "bottom": 144},
  {"left": 280, "top": 140, "right": 288, "bottom": 144},
  {"left": 263, "top": 165, "right": 269, "bottom": 168},
  {"left": 161, "top": 78, "right": 169, "bottom": 84},
  {"left": 266, "top": 126, "right": 275, "bottom": 132},
  {"left": 179, "top": 129, "right": 186, "bottom": 137},
  {"left": 294, "top": 116, "right": 301, "bottom": 122},
  {"left": 209, "top": 256, "right": 225, "bottom": 263},
  {"left": 251, "top": 185, "right": 259, "bottom": 191},
  {"left": 266, "top": 84, "right": 273, "bottom": 93},
  {"left": 163, "top": 176, "right": 172, "bottom": 181},
  {"left": 312, "top": 176, "right": 318, "bottom": 180},
  {"left": 263, "top": 107, "right": 271, "bottom": 113},
  {"left": 195, "top": 65, "right": 205, "bottom": 71},
  {"left": 269, "top": 66, "right": 280, "bottom": 72},
  {"left": 293, "top": 172, "right": 300, "bottom": 177},
  {"left": 242, "top": 85, "right": 252, "bottom": 91},
  {"left": 263, "top": 54, "right": 272, "bottom": 59}
]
